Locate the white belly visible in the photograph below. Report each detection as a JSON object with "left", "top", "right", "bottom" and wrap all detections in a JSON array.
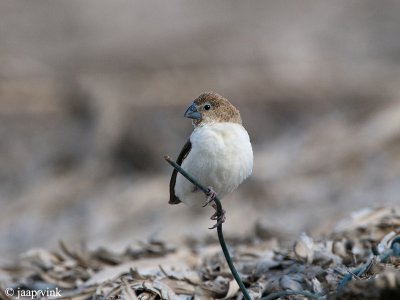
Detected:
[{"left": 175, "top": 122, "right": 253, "bottom": 207}]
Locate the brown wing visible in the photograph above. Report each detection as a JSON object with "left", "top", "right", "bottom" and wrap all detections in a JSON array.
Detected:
[{"left": 169, "top": 139, "right": 192, "bottom": 204}]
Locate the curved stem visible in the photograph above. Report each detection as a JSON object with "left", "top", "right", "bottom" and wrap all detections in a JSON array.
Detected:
[{"left": 164, "top": 155, "right": 252, "bottom": 300}]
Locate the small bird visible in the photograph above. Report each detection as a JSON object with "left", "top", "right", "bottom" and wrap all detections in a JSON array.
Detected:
[{"left": 169, "top": 92, "right": 253, "bottom": 228}]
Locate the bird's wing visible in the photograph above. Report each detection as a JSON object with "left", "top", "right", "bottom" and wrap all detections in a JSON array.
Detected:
[{"left": 169, "top": 139, "right": 192, "bottom": 204}]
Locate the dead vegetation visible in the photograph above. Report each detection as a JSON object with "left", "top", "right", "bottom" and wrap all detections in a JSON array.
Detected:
[{"left": 1, "top": 207, "right": 399, "bottom": 299}]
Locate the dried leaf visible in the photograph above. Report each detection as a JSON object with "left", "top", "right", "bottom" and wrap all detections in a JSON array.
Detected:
[
  {"left": 376, "top": 231, "right": 396, "bottom": 253},
  {"left": 39, "top": 271, "right": 76, "bottom": 289},
  {"left": 196, "top": 276, "right": 229, "bottom": 298},
  {"left": 280, "top": 274, "right": 303, "bottom": 291},
  {"left": 93, "top": 247, "right": 123, "bottom": 265},
  {"left": 160, "top": 278, "right": 195, "bottom": 295},
  {"left": 222, "top": 279, "right": 239, "bottom": 299},
  {"left": 294, "top": 232, "right": 314, "bottom": 263},
  {"left": 132, "top": 280, "right": 177, "bottom": 300},
  {"left": 21, "top": 249, "right": 61, "bottom": 270},
  {"left": 59, "top": 241, "right": 90, "bottom": 268},
  {"left": 159, "top": 265, "right": 201, "bottom": 284},
  {"left": 122, "top": 278, "right": 139, "bottom": 300}
]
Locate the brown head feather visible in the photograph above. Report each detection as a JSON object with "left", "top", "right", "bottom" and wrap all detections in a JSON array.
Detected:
[{"left": 192, "top": 92, "right": 242, "bottom": 127}]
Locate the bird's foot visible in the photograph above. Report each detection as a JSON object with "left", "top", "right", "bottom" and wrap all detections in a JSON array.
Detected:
[
  {"left": 202, "top": 187, "right": 217, "bottom": 207},
  {"left": 201, "top": 187, "right": 224, "bottom": 229},
  {"left": 209, "top": 203, "right": 226, "bottom": 229}
]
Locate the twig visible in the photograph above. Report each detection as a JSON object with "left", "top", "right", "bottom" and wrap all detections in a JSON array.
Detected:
[{"left": 164, "top": 155, "right": 252, "bottom": 300}]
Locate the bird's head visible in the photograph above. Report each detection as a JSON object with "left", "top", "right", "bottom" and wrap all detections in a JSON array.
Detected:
[{"left": 184, "top": 92, "right": 242, "bottom": 127}]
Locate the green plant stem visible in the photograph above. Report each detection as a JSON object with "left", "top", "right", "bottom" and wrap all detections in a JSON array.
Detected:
[{"left": 164, "top": 155, "right": 252, "bottom": 300}]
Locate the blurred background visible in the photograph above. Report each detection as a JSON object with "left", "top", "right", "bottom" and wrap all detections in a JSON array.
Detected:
[{"left": 1, "top": 0, "right": 400, "bottom": 260}]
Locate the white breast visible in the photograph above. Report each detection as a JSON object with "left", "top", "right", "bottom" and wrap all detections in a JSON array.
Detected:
[{"left": 175, "top": 122, "right": 253, "bottom": 207}]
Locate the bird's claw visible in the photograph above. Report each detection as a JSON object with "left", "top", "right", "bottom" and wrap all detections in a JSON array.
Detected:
[
  {"left": 201, "top": 187, "right": 225, "bottom": 229},
  {"left": 202, "top": 187, "right": 217, "bottom": 207},
  {"left": 210, "top": 209, "right": 225, "bottom": 220},
  {"left": 209, "top": 204, "right": 226, "bottom": 229},
  {"left": 209, "top": 211, "right": 226, "bottom": 229}
]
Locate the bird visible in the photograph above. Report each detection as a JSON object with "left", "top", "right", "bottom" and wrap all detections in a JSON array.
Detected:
[{"left": 169, "top": 92, "right": 253, "bottom": 228}]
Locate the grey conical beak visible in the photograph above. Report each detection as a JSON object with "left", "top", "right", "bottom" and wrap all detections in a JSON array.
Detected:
[{"left": 184, "top": 103, "right": 201, "bottom": 120}]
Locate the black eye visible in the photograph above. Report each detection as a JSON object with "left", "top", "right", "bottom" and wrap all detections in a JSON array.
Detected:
[{"left": 204, "top": 104, "right": 211, "bottom": 111}]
